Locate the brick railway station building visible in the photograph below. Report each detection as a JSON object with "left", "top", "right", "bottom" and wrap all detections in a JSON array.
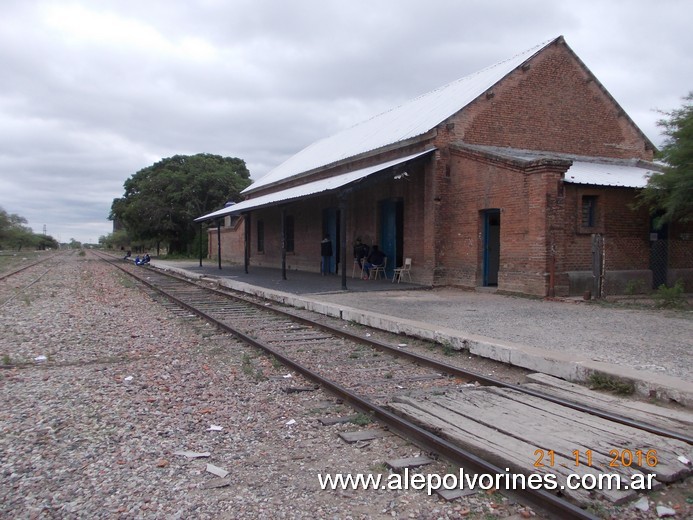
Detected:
[{"left": 197, "top": 36, "right": 692, "bottom": 297}]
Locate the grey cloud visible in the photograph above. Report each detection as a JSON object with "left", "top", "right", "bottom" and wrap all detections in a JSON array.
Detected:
[{"left": 0, "top": 0, "right": 691, "bottom": 243}]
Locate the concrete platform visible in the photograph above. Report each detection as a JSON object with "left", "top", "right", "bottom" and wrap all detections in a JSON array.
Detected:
[{"left": 150, "top": 259, "right": 693, "bottom": 407}]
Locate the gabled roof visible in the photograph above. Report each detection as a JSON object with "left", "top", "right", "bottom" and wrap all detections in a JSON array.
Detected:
[{"left": 244, "top": 37, "right": 559, "bottom": 195}]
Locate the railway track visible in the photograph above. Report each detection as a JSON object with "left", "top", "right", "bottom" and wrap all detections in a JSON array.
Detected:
[
  {"left": 0, "top": 250, "right": 61, "bottom": 281},
  {"left": 0, "top": 251, "right": 66, "bottom": 309},
  {"left": 91, "top": 251, "right": 693, "bottom": 518}
]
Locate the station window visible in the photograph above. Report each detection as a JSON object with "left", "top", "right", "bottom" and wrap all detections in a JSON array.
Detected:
[
  {"left": 581, "top": 195, "right": 598, "bottom": 228},
  {"left": 285, "top": 216, "right": 295, "bottom": 253},
  {"left": 257, "top": 220, "right": 264, "bottom": 253}
]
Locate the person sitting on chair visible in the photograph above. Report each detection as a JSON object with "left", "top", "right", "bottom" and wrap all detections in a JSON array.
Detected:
[
  {"left": 353, "top": 238, "right": 369, "bottom": 268},
  {"left": 363, "top": 245, "right": 385, "bottom": 279}
]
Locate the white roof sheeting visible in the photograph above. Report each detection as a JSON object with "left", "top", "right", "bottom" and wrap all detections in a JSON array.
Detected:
[
  {"left": 195, "top": 149, "right": 435, "bottom": 222},
  {"left": 451, "top": 143, "right": 659, "bottom": 188},
  {"left": 564, "top": 161, "right": 657, "bottom": 188},
  {"left": 244, "top": 37, "right": 557, "bottom": 195}
]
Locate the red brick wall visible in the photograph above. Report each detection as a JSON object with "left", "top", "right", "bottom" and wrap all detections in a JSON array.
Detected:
[
  {"left": 453, "top": 39, "right": 654, "bottom": 161},
  {"left": 207, "top": 217, "right": 245, "bottom": 264},
  {"left": 216, "top": 155, "right": 435, "bottom": 282},
  {"left": 440, "top": 148, "right": 566, "bottom": 296},
  {"left": 210, "top": 39, "right": 662, "bottom": 295},
  {"left": 667, "top": 219, "right": 693, "bottom": 290},
  {"left": 562, "top": 185, "right": 651, "bottom": 274},
  {"left": 251, "top": 203, "right": 329, "bottom": 272},
  {"left": 668, "top": 221, "right": 693, "bottom": 270}
]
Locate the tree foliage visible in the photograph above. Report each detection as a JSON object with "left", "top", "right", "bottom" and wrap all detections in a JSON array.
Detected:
[
  {"left": 639, "top": 93, "right": 693, "bottom": 227},
  {"left": 99, "top": 229, "right": 130, "bottom": 250},
  {"left": 110, "top": 153, "right": 251, "bottom": 254},
  {"left": 0, "top": 207, "right": 59, "bottom": 250}
]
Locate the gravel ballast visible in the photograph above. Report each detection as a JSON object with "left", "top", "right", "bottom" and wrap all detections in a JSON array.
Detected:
[
  {"left": 2, "top": 253, "right": 690, "bottom": 519},
  {"left": 1, "top": 254, "right": 537, "bottom": 519}
]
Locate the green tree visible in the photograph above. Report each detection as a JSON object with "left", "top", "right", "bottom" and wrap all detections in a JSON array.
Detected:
[
  {"left": 0, "top": 207, "right": 59, "bottom": 250},
  {"left": 110, "top": 154, "right": 251, "bottom": 254},
  {"left": 639, "top": 93, "right": 693, "bottom": 227},
  {"left": 99, "top": 229, "right": 130, "bottom": 250},
  {"left": 35, "top": 234, "right": 59, "bottom": 250},
  {"left": 0, "top": 208, "right": 34, "bottom": 250}
]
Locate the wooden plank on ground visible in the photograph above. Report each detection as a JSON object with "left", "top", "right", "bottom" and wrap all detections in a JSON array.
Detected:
[
  {"left": 434, "top": 387, "right": 690, "bottom": 483},
  {"left": 281, "top": 386, "right": 318, "bottom": 394},
  {"left": 386, "top": 456, "right": 434, "bottom": 471},
  {"left": 391, "top": 385, "right": 693, "bottom": 504},
  {"left": 400, "top": 374, "right": 446, "bottom": 382},
  {"left": 524, "top": 373, "right": 693, "bottom": 435},
  {"left": 477, "top": 386, "right": 692, "bottom": 482},
  {"left": 339, "top": 429, "right": 390, "bottom": 443},
  {"left": 389, "top": 397, "right": 603, "bottom": 505},
  {"left": 437, "top": 487, "right": 477, "bottom": 501},
  {"left": 319, "top": 415, "right": 359, "bottom": 426},
  {"left": 266, "top": 334, "right": 333, "bottom": 343}
]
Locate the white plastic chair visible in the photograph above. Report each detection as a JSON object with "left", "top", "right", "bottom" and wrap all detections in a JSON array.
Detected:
[
  {"left": 351, "top": 258, "right": 364, "bottom": 278},
  {"left": 369, "top": 257, "right": 387, "bottom": 280},
  {"left": 392, "top": 258, "right": 412, "bottom": 283}
]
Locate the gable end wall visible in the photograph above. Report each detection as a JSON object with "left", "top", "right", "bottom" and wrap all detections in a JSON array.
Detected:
[{"left": 454, "top": 40, "right": 654, "bottom": 161}]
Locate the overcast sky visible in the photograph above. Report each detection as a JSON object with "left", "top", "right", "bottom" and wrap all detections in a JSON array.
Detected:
[{"left": 1, "top": 1, "right": 691, "bottom": 244}]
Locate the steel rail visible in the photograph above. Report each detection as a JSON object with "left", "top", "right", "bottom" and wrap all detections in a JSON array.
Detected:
[
  {"left": 258, "top": 301, "right": 693, "bottom": 444},
  {"left": 97, "top": 251, "right": 693, "bottom": 445},
  {"left": 0, "top": 251, "right": 59, "bottom": 282},
  {"left": 98, "top": 253, "right": 598, "bottom": 520},
  {"left": 210, "top": 320, "right": 599, "bottom": 520},
  {"left": 0, "top": 267, "right": 55, "bottom": 309},
  {"left": 113, "top": 254, "right": 692, "bottom": 446},
  {"left": 0, "top": 253, "right": 64, "bottom": 308}
]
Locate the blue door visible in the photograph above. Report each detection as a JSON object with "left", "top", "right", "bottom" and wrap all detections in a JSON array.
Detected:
[
  {"left": 379, "top": 199, "right": 402, "bottom": 279},
  {"left": 322, "top": 208, "right": 338, "bottom": 274},
  {"left": 483, "top": 209, "right": 500, "bottom": 286}
]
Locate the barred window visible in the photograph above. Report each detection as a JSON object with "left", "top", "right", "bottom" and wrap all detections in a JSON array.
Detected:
[
  {"left": 285, "top": 216, "right": 295, "bottom": 253},
  {"left": 257, "top": 220, "right": 264, "bottom": 253},
  {"left": 581, "top": 195, "right": 598, "bottom": 228}
]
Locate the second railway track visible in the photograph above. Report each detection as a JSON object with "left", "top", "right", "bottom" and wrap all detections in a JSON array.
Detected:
[{"left": 94, "top": 251, "right": 693, "bottom": 519}]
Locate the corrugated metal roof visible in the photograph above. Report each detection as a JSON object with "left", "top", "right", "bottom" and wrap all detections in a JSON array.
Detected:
[
  {"left": 195, "top": 149, "right": 435, "bottom": 222},
  {"left": 564, "top": 161, "right": 656, "bottom": 188},
  {"left": 449, "top": 143, "right": 659, "bottom": 188},
  {"left": 244, "top": 37, "right": 558, "bottom": 195}
]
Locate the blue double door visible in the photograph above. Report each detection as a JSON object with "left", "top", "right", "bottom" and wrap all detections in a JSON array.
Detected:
[
  {"left": 483, "top": 209, "right": 500, "bottom": 286},
  {"left": 322, "top": 208, "right": 340, "bottom": 274},
  {"left": 323, "top": 199, "right": 402, "bottom": 278},
  {"left": 378, "top": 199, "right": 403, "bottom": 279}
]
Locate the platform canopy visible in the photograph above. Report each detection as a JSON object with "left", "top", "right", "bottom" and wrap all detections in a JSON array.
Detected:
[
  {"left": 563, "top": 161, "right": 657, "bottom": 188},
  {"left": 451, "top": 143, "right": 660, "bottom": 189},
  {"left": 195, "top": 148, "right": 435, "bottom": 222}
]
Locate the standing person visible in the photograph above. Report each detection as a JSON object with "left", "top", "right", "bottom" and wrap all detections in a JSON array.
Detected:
[
  {"left": 320, "top": 235, "right": 333, "bottom": 275},
  {"left": 353, "top": 238, "right": 369, "bottom": 269}
]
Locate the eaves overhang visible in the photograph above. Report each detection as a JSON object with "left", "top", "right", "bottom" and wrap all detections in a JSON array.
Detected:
[
  {"left": 195, "top": 148, "right": 436, "bottom": 223},
  {"left": 242, "top": 131, "right": 437, "bottom": 197},
  {"left": 450, "top": 143, "right": 661, "bottom": 188}
]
